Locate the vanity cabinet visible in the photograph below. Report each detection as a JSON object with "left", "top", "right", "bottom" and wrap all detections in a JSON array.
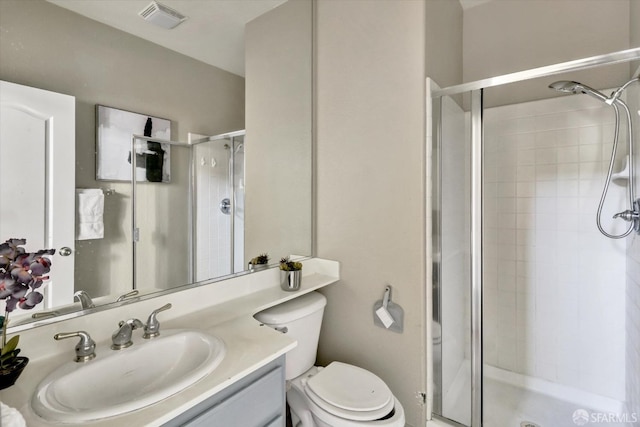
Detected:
[{"left": 163, "top": 356, "right": 286, "bottom": 427}]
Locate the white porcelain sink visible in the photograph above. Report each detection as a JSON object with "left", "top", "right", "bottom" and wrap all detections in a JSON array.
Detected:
[{"left": 32, "top": 330, "right": 226, "bottom": 423}]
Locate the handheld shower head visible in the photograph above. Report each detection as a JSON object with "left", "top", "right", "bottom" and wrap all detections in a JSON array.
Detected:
[{"left": 548, "top": 80, "right": 609, "bottom": 103}]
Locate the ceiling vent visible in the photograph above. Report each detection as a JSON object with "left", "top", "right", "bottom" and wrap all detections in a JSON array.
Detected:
[{"left": 138, "top": 1, "right": 187, "bottom": 29}]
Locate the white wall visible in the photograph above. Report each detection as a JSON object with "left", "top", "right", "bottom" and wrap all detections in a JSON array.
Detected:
[{"left": 483, "top": 93, "right": 627, "bottom": 401}]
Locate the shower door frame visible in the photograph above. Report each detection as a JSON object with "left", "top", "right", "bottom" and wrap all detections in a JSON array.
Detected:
[{"left": 429, "top": 46, "right": 640, "bottom": 427}]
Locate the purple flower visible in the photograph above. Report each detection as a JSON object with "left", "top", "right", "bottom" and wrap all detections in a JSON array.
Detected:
[{"left": 0, "top": 239, "right": 54, "bottom": 313}]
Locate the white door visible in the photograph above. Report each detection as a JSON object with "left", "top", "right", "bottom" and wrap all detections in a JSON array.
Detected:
[{"left": 0, "top": 80, "right": 75, "bottom": 311}]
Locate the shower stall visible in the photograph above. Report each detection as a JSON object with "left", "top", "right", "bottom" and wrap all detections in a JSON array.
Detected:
[
  {"left": 429, "top": 48, "right": 640, "bottom": 427},
  {"left": 132, "top": 130, "right": 246, "bottom": 291},
  {"left": 192, "top": 130, "right": 246, "bottom": 280}
]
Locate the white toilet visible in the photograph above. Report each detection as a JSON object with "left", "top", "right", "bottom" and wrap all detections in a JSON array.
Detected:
[{"left": 254, "top": 292, "right": 405, "bottom": 427}]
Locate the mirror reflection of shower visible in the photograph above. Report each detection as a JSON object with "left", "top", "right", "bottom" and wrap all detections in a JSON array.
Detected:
[
  {"left": 192, "top": 130, "right": 245, "bottom": 280},
  {"left": 549, "top": 76, "right": 640, "bottom": 238}
]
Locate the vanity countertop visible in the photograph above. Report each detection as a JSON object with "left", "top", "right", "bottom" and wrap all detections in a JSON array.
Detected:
[{"left": 0, "top": 258, "right": 339, "bottom": 426}]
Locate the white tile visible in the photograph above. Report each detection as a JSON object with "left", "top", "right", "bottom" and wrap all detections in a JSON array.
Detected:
[
  {"left": 517, "top": 182, "right": 536, "bottom": 197},
  {"left": 556, "top": 163, "right": 580, "bottom": 180},
  {"left": 516, "top": 132, "right": 536, "bottom": 150},
  {"left": 578, "top": 125, "right": 602, "bottom": 145},
  {"left": 535, "top": 147, "right": 557, "bottom": 165},
  {"left": 557, "top": 145, "right": 579, "bottom": 163},
  {"left": 517, "top": 149, "right": 536, "bottom": 165},
  {"left": 579, "top": 144, "right": 602, "bottom": 162},
  {"left": 517, "top": 164, "right": 535, "bottom": 182},
  {"left": 536, "top": 180, "right": 557, "bottom": 197}
]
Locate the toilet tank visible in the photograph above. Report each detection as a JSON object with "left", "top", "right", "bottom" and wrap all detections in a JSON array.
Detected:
[{"left": 254, "top": 292, "right": 327, "bottom": 380}]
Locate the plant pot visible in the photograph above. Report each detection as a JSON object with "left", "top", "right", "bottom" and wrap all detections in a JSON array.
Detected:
[
  {"left": 280, "top": 270, "right": 302, "bottom": 292},
  {"left": 0, "top": 356, "right": 29, "bottom": 390},
  {"left": 248, "top": 263, "right": 269, "bottom": 272}
]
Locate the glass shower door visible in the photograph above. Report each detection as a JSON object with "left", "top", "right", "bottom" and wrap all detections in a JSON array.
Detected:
[{"left": 432, "top": 92, "right": 473, "bottom": 426}]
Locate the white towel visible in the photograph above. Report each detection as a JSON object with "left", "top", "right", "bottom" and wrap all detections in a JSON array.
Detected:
[
  {"left": 0, "top": 401, "right": 26, "bottom": 427},
  {"left": 76, "top": 189, "right": 104, "bottom": 240}
]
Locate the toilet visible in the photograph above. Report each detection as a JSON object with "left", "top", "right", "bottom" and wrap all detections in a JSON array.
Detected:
[{"left": 254, "top": 292, "right": 405, "bottom": 427}]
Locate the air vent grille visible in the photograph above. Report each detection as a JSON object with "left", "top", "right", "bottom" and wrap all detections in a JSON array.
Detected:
[{"left": 138, "top": 1, "right": 187, "bottom": 29}]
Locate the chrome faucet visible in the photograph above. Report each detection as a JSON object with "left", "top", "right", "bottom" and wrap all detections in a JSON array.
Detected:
[
  {"left": 54, "top": 331, "right": 96, "bottom": 362},
  {"left": 143, "top": 303, "right": 172, "bottom": 339},
  {"left": 74, "top": 290, "right": 95, "bottom": 309},
  {"left": 111, "top": 318, "right": 144, "bottom": 350}
]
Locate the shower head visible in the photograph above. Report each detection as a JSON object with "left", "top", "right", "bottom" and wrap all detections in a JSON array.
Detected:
[{"left": 548, "top": 80, "right": 609, "bottom": 103}]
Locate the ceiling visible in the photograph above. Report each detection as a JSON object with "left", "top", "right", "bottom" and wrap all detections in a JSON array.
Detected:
[
  {"left": 46, "top": 0, "right": 287, "bottom": 77},
  {"left": 458, "top": 0, "right": 494, "bottom": 10},
  {"left": 47, "top": 0, "right": 491, "bottom": 77}
]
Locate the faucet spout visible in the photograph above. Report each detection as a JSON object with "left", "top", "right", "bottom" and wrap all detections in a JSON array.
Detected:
[
  {"left": 613, "top": 209, "right": 640, "bottom": 222},
  {"left": 111, "top": 318, "right": 144, "bottom": 350},
  {"left": 74, "top": 290, "right": 95, "bottom": 309}
]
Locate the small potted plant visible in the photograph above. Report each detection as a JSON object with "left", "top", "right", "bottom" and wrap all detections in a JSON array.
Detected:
[
  {"left": 279, "top": 257, "right": 303, "bottom": 292},
  {"left": 248, "top": 253, "right": 270, "bottom": 272},
  {"left": 0, "top": 238, "right": 55, "bottom": 390}
]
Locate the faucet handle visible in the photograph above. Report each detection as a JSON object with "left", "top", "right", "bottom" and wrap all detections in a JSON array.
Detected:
[
  {"left": 116, "top": 289, "right": 139, "bottom": 302},
  {"left": 143, "top": 303, "right": 172, "bottom": 339},
  {"left": 54, "top": 331, "right": 96, "bottom": 362}
]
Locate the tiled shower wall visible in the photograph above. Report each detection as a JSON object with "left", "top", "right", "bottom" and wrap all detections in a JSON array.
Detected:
[
  {"left": 484, "top": 93, "right": 627, "bottom": 401},
  {"left": 626, "top": 83, "right": 640, "bottom": 418},
  {"left": 194, "top": 142, "right": 232, "bottom": 280}
]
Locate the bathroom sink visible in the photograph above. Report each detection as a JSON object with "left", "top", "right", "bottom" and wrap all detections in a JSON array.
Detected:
[{"left": 31, "top": 330, "right": 226, "bottom": 423}]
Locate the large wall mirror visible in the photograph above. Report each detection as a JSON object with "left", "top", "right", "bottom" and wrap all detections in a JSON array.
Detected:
[{"left": 0, "top": 0, "right": 312, "bottom": 329}]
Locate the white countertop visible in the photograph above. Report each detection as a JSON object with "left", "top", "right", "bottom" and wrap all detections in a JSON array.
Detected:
[{"left": 0, "top": 258, "right": 339, "bottom": 426}]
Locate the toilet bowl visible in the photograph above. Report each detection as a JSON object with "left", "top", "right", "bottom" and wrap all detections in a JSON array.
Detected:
[
  {"left": 288, "top": 364, "right": 405, "bottom": 427},
  {"left": 254, "top": 292, "right": 405, "bottom": 427}
]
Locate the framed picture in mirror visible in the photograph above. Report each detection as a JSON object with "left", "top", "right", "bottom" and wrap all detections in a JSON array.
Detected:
[{"left": 96, "top": 105, "right": 171, "bottom": 183}]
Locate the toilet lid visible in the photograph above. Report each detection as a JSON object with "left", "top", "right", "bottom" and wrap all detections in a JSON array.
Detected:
[{"left": 305, "top": 362, "right": 394, "bottom": 421}]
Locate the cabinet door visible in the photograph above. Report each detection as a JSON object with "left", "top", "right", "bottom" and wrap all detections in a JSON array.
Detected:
[{"left": 166, "top": 356, "right": 285, "bottom": 427}]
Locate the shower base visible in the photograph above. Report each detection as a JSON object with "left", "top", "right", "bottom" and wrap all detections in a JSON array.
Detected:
[{"left": 435, "top": 363, "right": 629, "bottom": 427}]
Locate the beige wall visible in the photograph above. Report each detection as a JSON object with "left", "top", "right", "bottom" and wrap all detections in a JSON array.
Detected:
[
  {"left": 426, "top": 0, "right": 463, "bottom": 90},
  {"left": 0, "top": 0, "right": 244, "bottom": 298},
  {"left": 316, "top": 1, "right": 433, "bottom": 425},
  {"left": 464, "top": 0, "right": 632, "bottom": 107},
  {"left": 245, "top": 0, "right": 313, "bottom": 263}
]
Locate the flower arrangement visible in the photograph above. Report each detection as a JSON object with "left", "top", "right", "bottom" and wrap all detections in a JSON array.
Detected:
[
  {"left": 0, "top": 238, "right": 55, "bottom": 370},
  {"left": 279, "top": 257, "right": 303, "bottom": 272}
]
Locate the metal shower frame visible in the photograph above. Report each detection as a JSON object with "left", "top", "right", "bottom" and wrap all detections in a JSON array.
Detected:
[
  {"left": 131, "top": 130, "right": 246, "bottom": 290},
  {"left": 430, "top": 47, "right": 640, "bottom": 427}
]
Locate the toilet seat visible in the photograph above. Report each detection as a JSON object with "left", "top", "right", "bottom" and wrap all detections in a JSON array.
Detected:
[{"left": 303, "top": 362, "right": 395, "bottom": 421}]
